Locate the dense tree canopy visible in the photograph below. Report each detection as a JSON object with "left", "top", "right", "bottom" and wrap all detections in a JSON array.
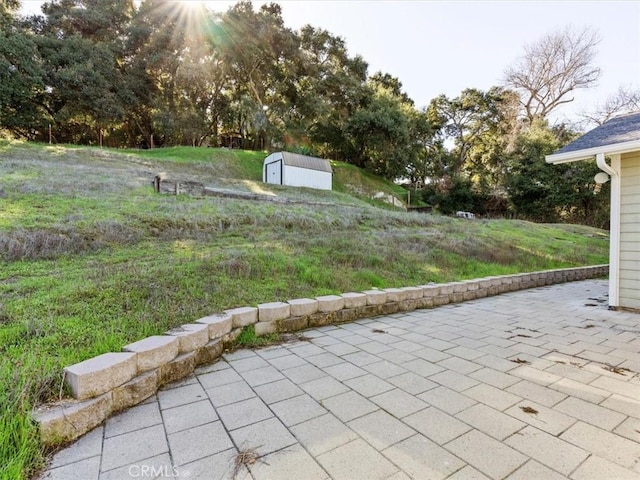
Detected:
[{"left": 0, "top": 1, "right": 616, "bottom": 226}]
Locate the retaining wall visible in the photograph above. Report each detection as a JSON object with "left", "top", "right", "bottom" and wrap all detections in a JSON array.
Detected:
[{"left": 33, "top": 264, "right": 608, "bottom": 445}]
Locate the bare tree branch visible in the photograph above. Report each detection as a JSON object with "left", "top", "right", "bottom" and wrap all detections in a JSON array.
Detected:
[
  {"left": 504, "top": 26, "right": 601, "bottom": 122},
  {"left": 580, "top": 85, "right": 640, "bottom": 126}
]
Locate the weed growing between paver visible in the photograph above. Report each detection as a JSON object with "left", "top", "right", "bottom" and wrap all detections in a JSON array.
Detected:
[
  {"left": 233, "top": 325, "right": 281, "bottom": 349},
  {"left": 0, "top": 141, "right": 610, "bottom": 479},
  {"left": 232, "top": 447, "right": 262, "bottom": 479}
]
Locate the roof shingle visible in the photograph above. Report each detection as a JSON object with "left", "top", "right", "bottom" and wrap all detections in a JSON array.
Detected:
[{"left": 554, "top": 111, "right": 640, "bottom": 155}]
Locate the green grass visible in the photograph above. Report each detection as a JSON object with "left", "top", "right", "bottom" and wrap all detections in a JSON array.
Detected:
[
  {"left": 332, "top": 161, "right": 410, "bottom": 208},
  {"left": 0, "top": 140, "right": 610, "bottom": 479},
  {"left": 232, "top": 325, "right": 281, "bottom": 349}
]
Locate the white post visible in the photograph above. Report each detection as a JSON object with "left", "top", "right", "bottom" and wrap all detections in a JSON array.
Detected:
[{"left": 597, "top": 153, "right": 620, "bottom": 307}]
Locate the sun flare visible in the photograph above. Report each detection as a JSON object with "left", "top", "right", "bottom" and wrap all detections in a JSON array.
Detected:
[{"left": 157, "top": 0, "right": 210, "bottom": 37}]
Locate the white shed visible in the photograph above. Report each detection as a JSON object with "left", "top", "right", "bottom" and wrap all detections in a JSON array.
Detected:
[
  {"left": 546, "top": 111, "right": 640, "bottom": 310},
  {"left": 263, "top": 152, "right": 332, "bottom": 191}
]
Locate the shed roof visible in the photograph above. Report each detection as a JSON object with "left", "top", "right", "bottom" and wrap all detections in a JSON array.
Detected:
[
  {"left": 547, "top": 111, "right": 640, "bottom": 164},
  {"left": 280, "top": 152, "right": 332, "bottom": 173}
]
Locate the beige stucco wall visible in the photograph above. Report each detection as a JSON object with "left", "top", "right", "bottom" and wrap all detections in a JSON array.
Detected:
[{"left": 619, "top": 151, "right": 640, "bottom": 309}]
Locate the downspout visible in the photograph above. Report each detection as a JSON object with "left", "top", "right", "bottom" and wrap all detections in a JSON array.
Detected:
[{"left": 596, "top": 153, "right": 620, "bottom": 307}]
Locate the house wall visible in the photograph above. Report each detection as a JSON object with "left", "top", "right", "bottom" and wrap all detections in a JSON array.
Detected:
[
  {"left": 619, "top": 151, "right": 640, "bottom": 309},
  {"left": 283, "top": 165, "right": 332, "bottom": 190}
]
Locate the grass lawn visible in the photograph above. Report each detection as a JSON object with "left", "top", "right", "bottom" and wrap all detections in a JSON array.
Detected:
[{"left": 0, "top": 140, "right": 609, "bottom": 479}]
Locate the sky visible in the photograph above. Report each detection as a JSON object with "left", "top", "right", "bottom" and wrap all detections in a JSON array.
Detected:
[{"left": 18, "top": 0, "right": 640, "bottom": 124}]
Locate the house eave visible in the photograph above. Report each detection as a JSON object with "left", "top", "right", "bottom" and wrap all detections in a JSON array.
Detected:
[{"left": 546, "top": 139, "right": 640, "bottom": 164}]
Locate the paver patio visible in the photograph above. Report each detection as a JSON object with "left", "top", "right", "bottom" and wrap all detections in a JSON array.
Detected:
[{"left": 40, "top": 279, "right": 640, "bottom": 480}]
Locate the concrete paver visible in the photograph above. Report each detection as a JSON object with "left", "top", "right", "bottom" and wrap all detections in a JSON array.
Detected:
[
  {"left": 43, "top": 456, "right": 100, "bottom": 480},
  {"left": 239, "top": 365, "right": 285, "bottom": 387},
  {"left": 554, "top": 395, "right": 627, "bottom": 430},
  {"left": 446, "top": 465, "right": 491, "bottom": 480},
  {"left": 560, "top": 421, "right": 640, "bottom": 470},
  {"left": 387, "top": 370, "right": 438, "bottom": 395},
  {"left": 505, "top": 460, "right": 569, "bottom": 480},
  {"left": 162, "top": 399, "right": 217, "bottom": 434},
  {"left": 418, "top": 385, "right": 478, "bottom": 414},
  {"left": 229, "top": 417, "right": 296, "bottom": 456},
  {"left": 462, "top": 383, "right": 522, "bottom": 411},
  {"left": 322, "top": 362, "right": 367, "bottom": 381},
  {"left": 99, "top": 454, "right": 174, "bottom": 480},
  {"left": 455, "top": 403, "right": 525, "bottom": 441},
  {"left": 156, "top": 382, "right": 207, "bottom": 409},
  {"left": 428, "top": 369, "right": 480, "bottom": 391},
  {"left": 103, "top": 403, "right": 161, "bottom": 439},
  {"left": 281, "top": 363, "right": 326, "bottom": 383},
  {"left": 550, "top": 377, "right": 611, "bottom": 404},
  {"left": 504, "top": 399, "right": 577, "bottom": 436},
  {"left": 469, "top": 366, "right": 520, "bottom": 389},
  {"left": 601, "top": 393, "right": 640, "bottom": 418},
  {"left": 383, "top": 434, "right": 465, "bottom": 480},
  {"left": 267, "top": 353, "right": 308, "bottom": 370},
  {"left": 361, "top": 359, "right": 407, "bottom": 378},
  {"left": 205, "top": 380, "right": 256, "bottom": 407},
  {"left": 252, "top": 378, "right": 303, "bottom": 404},
  {"left": 40, "top": 280, "right": 640, "bottom": 480},
  {"left": 614, "top": 416, "right": 640, "bottom": 442},
  {"left": 506, "top": 379, "right": 567, "bottom": 407},
  {"left": 305, "top": 351, "right": 343, "bottom": 368},
  {"left": 317, "top": 439, "right": 398, "bottom": 480},
  {"left": 445, "top": 430, "right": 528, "bottom": 479},
  {"left": 347, "top": 409, "right": 414, "bottom": 450},
  {"left": 299, "top": 375, "right": 350, "bottom": 401},
  {"left": 167, "top": 421, "right": 232, "bottom": 466},
  {"left": 269, "top": 394, "right": 325, "bottom": 427},
  {"left": 343, "top": 373, "right": 394, "bottom": 397},
  {"left": 290, "top": 414, "right": 358, "bottom": 456},
  {"left": 177, "top": 449, "right": 249, "bottom": 480},
  {"left": 404, "top": 406, "right": 471, "bottom": 444},
  {"left": 48, "top": 426, "right": 103, "bottom": 469},
  {"left": 370, "top": 388, "right": 428, "bottom": 418},
  {"left": 251, "top": 444, "right": 327, "bottom": 480},
  {"left": 100, "top": 424, "right": 168, "bottom": 472},
  {"left": 194, "top": 368, "right": 242, "bottom": 390},
  {"left": 216, "top": 397, "right": 272, "bottom": 431},
  {"left": 570, "top": 455, "right": 640, "bottom": 480},
  {"left": 322, "top": 391, "right": 378, "bottom": 422},
  {"left": 504, "top": 426, "right": 588, "bottom": 476}
]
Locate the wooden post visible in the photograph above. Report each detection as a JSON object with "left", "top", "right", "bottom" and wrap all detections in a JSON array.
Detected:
[{"left": 49, "top": 124, "right": 52, "bottom": 144}]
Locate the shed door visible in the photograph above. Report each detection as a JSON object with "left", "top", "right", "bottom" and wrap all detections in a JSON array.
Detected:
[{"left": 266, "top": 160, "right": 282, "bottom": 185}]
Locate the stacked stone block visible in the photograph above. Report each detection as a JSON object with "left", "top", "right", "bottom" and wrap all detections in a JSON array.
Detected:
[{"left": 33, "top": 264, "right": 608, "bottom": 445}]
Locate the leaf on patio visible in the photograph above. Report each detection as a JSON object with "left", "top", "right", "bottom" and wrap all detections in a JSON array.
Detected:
[
  {"left": 602, "top": 364, "right": 630, "bottom": 376},
  {"left": 520, "top": 406, "right": 538, "bottom": 415}
]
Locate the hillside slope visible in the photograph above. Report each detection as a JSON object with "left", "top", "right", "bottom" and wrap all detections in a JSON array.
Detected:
[
  {"left": 123, "top": 145, "right": 409, "bottom": 208},
  {"left": 0, "top": 140, "right": 608, "bottom": 479}
]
